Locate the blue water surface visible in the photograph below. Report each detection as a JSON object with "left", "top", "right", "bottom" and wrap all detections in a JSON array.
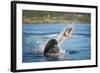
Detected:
[{"left": 22, "top": 23, "right": 91, "bottom": 63}]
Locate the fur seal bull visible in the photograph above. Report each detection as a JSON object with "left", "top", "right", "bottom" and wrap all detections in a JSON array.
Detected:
[
  {"left": 43, "top": 27, "right": 74, "bottom": 56},
  {"left": 43, "top": 39, "right": 59, "bottom": 55}
]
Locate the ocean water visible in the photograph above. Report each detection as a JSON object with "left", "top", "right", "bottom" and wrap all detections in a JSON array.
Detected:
[{"left": 22, "top": 23, "right": 91, "bottom": 63}]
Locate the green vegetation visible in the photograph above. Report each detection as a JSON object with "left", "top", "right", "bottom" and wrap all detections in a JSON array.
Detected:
[{"left": 23, "top": 10, "right": 91, "bottom": 24}]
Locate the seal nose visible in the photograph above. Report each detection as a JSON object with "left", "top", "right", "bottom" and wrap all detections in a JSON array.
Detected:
[{"left": 54, "top": 44, "right": 57, "bottom": 47}]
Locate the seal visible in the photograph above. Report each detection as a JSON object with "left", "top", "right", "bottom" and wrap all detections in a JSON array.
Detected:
[
  {"left": 43, "top": 26, "right": 74, "bottom": 56},
  {"left": 43, "top": 39, "right": 59, "bottom": 55}
]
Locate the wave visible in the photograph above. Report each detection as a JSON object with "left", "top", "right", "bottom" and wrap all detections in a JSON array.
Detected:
[
  {"left": 31, "top": 47, "right": 66, "bottom": 56},
  {"left": 23, "top": 31, "right": 59, "bottom": 35},
  {"left": 74, "top": 33, "right": 90, "bottom": 38},
  {"left": 23, "top": 32, "right": 59, "bottom": 38},
  {"left": 23, "top": 32, "right": 90, "bottom": 39}
]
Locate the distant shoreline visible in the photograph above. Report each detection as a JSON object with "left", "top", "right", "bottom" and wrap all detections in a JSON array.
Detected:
[
  {"left": 23, "top": 20, "right": 90, "bottom": 24},
  {"left": 23, "top": 10, "right": 91, "bottom": 24}
]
